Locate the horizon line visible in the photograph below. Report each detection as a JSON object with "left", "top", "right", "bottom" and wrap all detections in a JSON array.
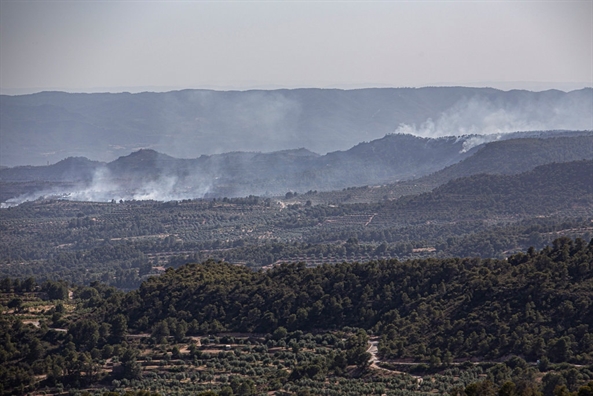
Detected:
[{"left": 1, "top": 81, "right": 592, "bottom": 96}]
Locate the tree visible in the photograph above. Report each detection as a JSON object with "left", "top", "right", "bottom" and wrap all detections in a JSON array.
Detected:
[
  {"left": 22, "top": 277, "right": 36, "bottom": 292},
  {"left": 111, "top": 314, "right": 128, "bottom": 342},
  {"left": 553, "top": 386, "right": 572, "bottom": 396},
  {"left": 152, "top": 321, "right": 170, "bottom": 344},
  {"left": 577, "top": 382, "right": 593, "bottom": 396},
  {"left": 173, "top": 320, "right": 187, "bottom": 342},
  {"left": 7, "top": 298, "right": 23, "bottom": 312},
  {"left": 449, "top": 386, "right": 465, "bottom": 396},
  {"left": 120, "top": 349, "right": 141, "bottom": 380},
  {"left": 219, "top": 387, "right": 234, "bottom": 396},
  {"left": 542, "top": 373, "right": 566, "bottom": 396},
  {"left": 237, "top": 380, "right": 256, "bottom": 396},
  {"left": 69, "top": 319, "right": 100, "bottom": 351},
  {"left": 465, "top": 380, "right": 497, "bottom": 396},
  {"left": 44, "top": 281, "right": 68, "bottom": 300},
  {"left": 272, "top": 326, "right": 287, "bottom": 341},
  {"left": 499, "top": 381, "right": 517, "bottom": 396},
  {"left": 26, "top": 337, "right": 44, "bottom": 362},
  {"left": 548, "top": 337, "right": 571, "bottom": 363}
]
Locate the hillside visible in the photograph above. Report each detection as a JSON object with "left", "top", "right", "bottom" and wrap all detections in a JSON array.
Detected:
[
  {"left": 1, "top": 153, "right": 593, "bottom": 393},
  {"left": 0, "top": 134, "right": 476, "bottom": 203},
  {"left": 2, "top": 241, "right": 593, "bottom": 395},
  {"left": 284, "top": 133, "right": 593, "bottom": 205},
  {"left": 394, "top": 159, "right": 593, "bottom": 219},
  {"left": 0, "top": 157, "right": 103, "bottom": 183},
  {"left": 2, "top": 87, "right": 591, "bottom": 167},
  {"left": 1, "top": 160, "right": 591, "bottom": 288},
  {"left": 2, "top": 131, "right": 591, "bottom": 204},
  {"left": 420, "top": 134, "right": 593, "bottom": 186},
  {"left": 121, "top": 239, "right": 593, "bottom": 364}
]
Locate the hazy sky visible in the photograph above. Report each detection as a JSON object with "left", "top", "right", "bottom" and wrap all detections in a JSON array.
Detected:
[{"left": 1, "top": 1, "right": 591, "bottom": 94}]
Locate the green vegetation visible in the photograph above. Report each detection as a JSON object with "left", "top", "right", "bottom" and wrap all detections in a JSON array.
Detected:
[
  {"left": 0, "top": 158, "right": 592, "bottom": 395},
  {"left": 0, "top": 238, "right": 592, "bottom": 395},
  {"left": 1, "top": 160, "right": 592, "bottom": 289},
  {"left": 122, "top": 237, "right": 593, "bottom": 363}
]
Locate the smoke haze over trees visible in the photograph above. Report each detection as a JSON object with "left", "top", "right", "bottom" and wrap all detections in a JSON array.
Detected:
[
  {"left": 1, "top": 131, "right": 591, "bottom": 205},
  {"left": 1, "top": 87, "right": 591, "bottom": 167}
]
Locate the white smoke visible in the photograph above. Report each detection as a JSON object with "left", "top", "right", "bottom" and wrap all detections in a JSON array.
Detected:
[
  {"left": 156, "top": 90, "right": 303, "bottom": 158},
  {"left": 459, "top": 134, "right": 504, "bottom": 153},
  {"left": 1, "top": 166, "right": 213, "bottom": 208},
  {"left": 394, "top": 92, "right": 593, "bottom": 151}
]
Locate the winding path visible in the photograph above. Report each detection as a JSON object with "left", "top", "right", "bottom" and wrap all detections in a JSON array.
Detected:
[{"left": 367, "top": 340, "right": 423, "bottom": 385}]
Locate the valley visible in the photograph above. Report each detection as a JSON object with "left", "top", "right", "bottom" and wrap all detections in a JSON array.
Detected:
[
  {"left": 1, "top": 159, "right": 592, "bottom": 289},
  {"left": 1, "top": 91, "right": 592, "bottom": 396},
  {"left": 2, "top": 1, "right": 593, "bottom": 394}
]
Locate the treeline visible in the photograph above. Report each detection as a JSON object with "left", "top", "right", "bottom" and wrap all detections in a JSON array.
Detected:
[
  {"left": 1, "top": 238, "right": 593, "bottom": 395},
  {"left": 1, "top": 160, "right": 592, "bottom": 289},
  {"left": 384, "top": 160, "right": 593, "bottom": 222},
  {"left": 108, "top": 237, "right": 593, "bottom": 364},
  {"left": 453, "top": 378, "right": 593, "bottom": 396}
]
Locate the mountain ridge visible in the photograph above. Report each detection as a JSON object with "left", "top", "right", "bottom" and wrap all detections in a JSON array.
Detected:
[
  {"left": 2, "top": 86, "right": 591, "bottom": 166},
  {"left": 1, "top": 130, "right": 591, "bottom": 204}
]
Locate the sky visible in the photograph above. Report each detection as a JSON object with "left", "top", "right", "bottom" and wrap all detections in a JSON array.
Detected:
[{"left": 0, "top": 0, "right": 592, "bottom": 94}]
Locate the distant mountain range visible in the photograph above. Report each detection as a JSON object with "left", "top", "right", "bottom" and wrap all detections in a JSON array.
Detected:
[
  {"left": 1, "top": 87, "right": 591, "bottom": 167},
  {"left": 297, "top": 132, "right": 593, "bottom": 204},
  {"left": 0, "top": 130, "right": 591, "bottom": 204}
]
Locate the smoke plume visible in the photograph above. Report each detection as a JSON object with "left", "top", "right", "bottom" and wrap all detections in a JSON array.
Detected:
[{"left": 394, "top": 92, "right": 593, "bottom": 152}]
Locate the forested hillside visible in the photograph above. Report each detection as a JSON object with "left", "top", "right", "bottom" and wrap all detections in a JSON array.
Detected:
[
  {"left": 299, "top": 134, "right": 593, "bottom": 205},
  {"left": 122, "top": 238, "right": 593, "bottom": 362},
  {"left": 1, "top": 239, "right": 592, "bottom": 395},
  {"left": 1, "top": 160, "right": 591, "bottom": 288},
  {"left": 417, "top": 134, "right": 593, "bottom": 189},
  {"left": 393, "top": 159, "right": 593, "bottom": 219},
  {"left": 1, "top": 131, "right": 591, "bottom": 204}
]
